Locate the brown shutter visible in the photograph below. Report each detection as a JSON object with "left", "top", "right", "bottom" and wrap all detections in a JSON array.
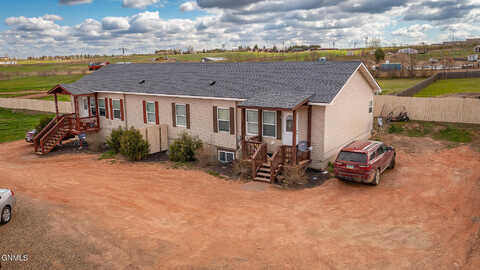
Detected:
[
  {"left": 241, "top": 108, "right": 246, "bottom": 139},
  {"left": 229, "top": 107, "right": 235, "bottom": 135},
  {"left": 105, "top": 97, "right": 109, "bottom": 119},
  {"left": 120, "top": 99, "right": 124, "bottom": 121},
  {"left": 186, "top": 104, "right": 191, "bottom": 129},
  {"left": 213, "top": 106, "right": 218, "bottom": 133},
  {"left": 109, "top": 98, "right": 113, "bottom": 120},
  {"left": 155, "top": 101, "right": 159, "bottom": 125},
  {"left": 276, "top": 110, "right": 282, "bottom": 140},
  {"left": 142, "top": 100, "right": 147, "bottom": 124},
  {"left": 171, "top": 103, "right": 176, "bottom": 127}
]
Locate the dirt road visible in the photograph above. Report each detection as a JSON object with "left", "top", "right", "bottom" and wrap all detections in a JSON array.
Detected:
[{"left": 0, "top": 136, "right": 479, "bottom": 269}]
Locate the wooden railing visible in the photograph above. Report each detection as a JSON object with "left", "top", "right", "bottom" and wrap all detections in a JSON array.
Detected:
[
  {"left": 39, "top": 116, "right": 66, "bottom": 153},
  {"left": 270, "top": 148, "right": 284, "bottom": 183},
  {"left": 242, "top": 135, "right": 262, "bottom": 159},
  {"left": 281, "top": 145, "right": 311, "bottom": 166},
  {"left": 33, "top": 117, "right": 58, "bottom": 152},
  {"left": 251, "top": 143, "right": 267, "bottom": 179}
]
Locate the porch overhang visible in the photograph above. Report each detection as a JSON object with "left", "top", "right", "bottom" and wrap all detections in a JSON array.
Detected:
[
  {"left": 238, "top": 93, "right": 313, "bottom": 111},
  {"left": 48, "top": 84, "right": 73, "bottom": 95}
]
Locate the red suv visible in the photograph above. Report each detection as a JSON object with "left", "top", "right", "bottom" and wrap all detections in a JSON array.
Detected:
[{"left": 334, "top": 140, "right": 395, "bottom": 185}]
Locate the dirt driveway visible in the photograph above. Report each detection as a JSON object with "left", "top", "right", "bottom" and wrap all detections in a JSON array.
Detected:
[{"left": 1, "top": 136, "right": 480, "bottom": 270}]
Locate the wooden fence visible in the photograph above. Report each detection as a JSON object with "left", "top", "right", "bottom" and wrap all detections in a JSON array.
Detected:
[
  {"left": 0, "top": 98, "right": 72, "bottom": 114},
  {"left": 374, "top": 95, "right": 480, "bottom": 124},
  {"left": 396, "top": 71, "right": 480, "bottom": 97}
]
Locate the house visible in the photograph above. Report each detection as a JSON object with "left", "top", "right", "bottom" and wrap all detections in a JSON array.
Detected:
[
  {"left": 380, "top": 63, "right": 402, "bottom": 71},
  {"left": 201, "top": 57, "right": 227, "bottom": 62},
  {"left": 468, "top": 54, "right": 478, "bottom": 62},
  {"left": 41, "top": 61, "right": 380, "bottom": 182},
  {"left": 475, "top": 45, "right": 480, "bottom": 53},
  {"left": 397, "top": 48, "right": 418, "bottom": 54}
]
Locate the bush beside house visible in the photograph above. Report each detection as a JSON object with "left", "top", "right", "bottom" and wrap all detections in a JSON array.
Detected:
[
  {"left": 168, "top": 132, "right": 203, "bottom": 163},
  {"left": 106, "top": 127, "right": 150, "bottom": 161}
]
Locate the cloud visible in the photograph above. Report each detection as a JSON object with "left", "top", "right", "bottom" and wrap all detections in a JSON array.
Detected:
[
  {"left": 180, "top": 1, "right": 198, "bottom": 12},
  {"left": 392, "top": 24, "right": 433, "bottom": 40},
  {"left": 2, "top": 0, "right": 480, "bottom": 58},
  {"left": 102, "top": 17, "right": 130, "bottom": 30},
  {"left": 59, "top": 0, "right": 92, "bottom": 5},
  {"left": 403, "top": 0, "right": 480, "bottom": 21},
  {"left": 122, "top": 0, "right": 159, "bottom": 9},
  {"left": 197, "top": 0, "right": 262, "bottom": 9}
]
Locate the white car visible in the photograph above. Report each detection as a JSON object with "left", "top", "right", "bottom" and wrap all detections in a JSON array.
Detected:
[{"left": 0, "top": 189, "right": 15, "bottom": 224}]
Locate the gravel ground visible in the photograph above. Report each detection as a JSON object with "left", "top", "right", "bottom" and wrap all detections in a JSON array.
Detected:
[{"left": 0, "top": 137, "right": 479, "bottom": 269}]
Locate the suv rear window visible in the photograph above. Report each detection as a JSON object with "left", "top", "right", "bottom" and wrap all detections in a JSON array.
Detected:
[{"left": 337, "top": 151, "right": 367, "bottom": 163}]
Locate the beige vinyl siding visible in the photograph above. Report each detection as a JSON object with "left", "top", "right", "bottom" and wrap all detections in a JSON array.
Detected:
[
  {"left": 96, "top": 93, "right": 237, "bottom": 150},
  {"left": 322, "top": 68, "right": 375, "bottom": 166}
]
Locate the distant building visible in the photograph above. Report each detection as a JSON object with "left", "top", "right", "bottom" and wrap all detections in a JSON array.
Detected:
[
  {"left": 475, "top": 45, "right": 480, "bottom": 53},
  {"left": 380, "top": 63, "right": 402, "bottom": 71},
  {"left": 397, "top": 48, "right": 418, "bottom": 54},
  {"left": 468, "top": 54, "right": 478, "bottom": 62},
  {"left": 346, "top": 51, "right": 355, "bottom": 56},
  {"left": 201, "top": 57, "right": 227, "bottom": 63}
]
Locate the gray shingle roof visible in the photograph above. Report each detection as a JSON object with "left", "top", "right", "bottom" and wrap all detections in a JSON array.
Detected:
[{"left": 60, "top": 61, "right": 362, "bottom": 109}]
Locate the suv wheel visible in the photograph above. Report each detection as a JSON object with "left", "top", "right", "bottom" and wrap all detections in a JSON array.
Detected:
[
  {"left": 1, "top": 206, "right": 11, "bottom": 224},
  {"left": 389, "top": 156, "right": 396, "bottom": 169},
  {"left": 373, "top": 169, "right": 381, "bottom": 185}
]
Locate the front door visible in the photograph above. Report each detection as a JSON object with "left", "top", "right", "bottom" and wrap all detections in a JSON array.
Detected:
[
  {"left": 79, "top": 97, "right": 89, "bottom": 118},
  {"left": 282, "top": 111, "right": 299, "bottom": 146}
]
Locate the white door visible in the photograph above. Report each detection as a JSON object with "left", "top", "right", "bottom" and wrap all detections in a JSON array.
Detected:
[
  {"left": 282, "top": 111, "right": 299, "bottom": 146},
  {"left": 79, "top": 97, "right": 89, "bottom": 118}
]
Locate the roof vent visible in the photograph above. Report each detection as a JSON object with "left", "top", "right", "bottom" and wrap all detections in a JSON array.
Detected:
[
  {"left": 209, "top": 81, "right": 216, "bottom": 86},
  {"left": 319, "top": 57, "right": 327, "bottom": 63},
  {"left": 139, "top": 80, "right": 146, "bottom": 84}
]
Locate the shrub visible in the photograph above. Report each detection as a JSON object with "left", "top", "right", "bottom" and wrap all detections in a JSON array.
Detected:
[
  {"left": 232, "top": 159, "right": 252, "bottom": 179},
  {"left": 434, "top": 127, "right": 472, "bottom": 143},
  {"left": 388, "top": 124, "right": 404, "bottom": 134},
  {"left": 119, "top": 127, "right": 150, "bottom": 161},
  {"left": 169, "top": 132, "right": 203, "bottom": 162},
  {"left": 35, "top": 115, "right": 54, "bottom": 132},
  {"left": 278, "top": 166, "right": 309, "bottom": 187},
  {"left": 106, "top": 127, "right": 124, "bottom": 153}
]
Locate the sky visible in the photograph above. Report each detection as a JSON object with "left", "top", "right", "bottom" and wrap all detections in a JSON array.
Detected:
[{"left": 1, "top": 0, "right": 480, "bottom": 58}]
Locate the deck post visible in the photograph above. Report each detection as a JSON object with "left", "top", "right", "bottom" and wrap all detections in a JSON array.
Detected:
[
  {"left": 94, "top": 93, "right": 100, "bottom": 129},
  {"left": 292, "top": 110, "right": 297, "bottom": 165},
  {"left": 258, "top": 109, "right": 263, "bottom": 141},
  {"left": 74, "top": 96, "right": 80, "bottom": 131},
  {"left": 307, "top": 105, "right": 312, "bottom": 160},
  {"left": 54, "top": 93, "right": 59, "bottom": 118},
  {"left": 241, "top": 108, "right": 246, "bottom": 158}
]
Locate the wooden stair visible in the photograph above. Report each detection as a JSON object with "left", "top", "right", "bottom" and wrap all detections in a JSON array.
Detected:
[
  {"left": 34, "top": 116, "right": 71, "bottom": 155},
  {"left": 254, "top": 163, "right": 272, "bottom": 183}
]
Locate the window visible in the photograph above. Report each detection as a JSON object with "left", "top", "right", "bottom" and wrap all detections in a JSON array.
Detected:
[
  {"left": 262, "top": 110, "right": 276, "bottom": 137},
  {"left": 376, "top": 145, "right": 385, "bottom": 157},
  {"left": 82, "top": 97, "right": 88, "bottom": 111},
  {"left": 89, "top": 97, "right": 96, "bottom": 116},
  {"left": 246, "top": 109, "right": 258, "bottom": 135},
  {"left": 217, "top": 108, "right": 230, "bottom": 132},
  {"left": 176, "top": 104, "right": 186, "bottom": 127},
  {"left": 97, "top": 99, "right": 106, "bottom": 117},
  {"left": 286, "top": 115, "right": 293, "bottom": 132},
  {"left": 146, "top": 102, "right": 156, "bottom": 123},
  {"left": 337, "top": 151, "right": 367, "bottom": 163},
  {"left": 369, "top": 99, "right": 373, "bottom": 113},
  {"left": 218, "top": 150, "right": 235, "bottom": 163},
  {"left": 112, "top": 99, "right": 121, "bottom": 119}
]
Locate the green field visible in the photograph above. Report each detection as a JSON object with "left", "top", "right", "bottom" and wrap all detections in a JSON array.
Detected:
[
  {"left": 415, "top": 78, "right": 480, "bottom": 97},
  {"left": 0, "top": 74, "right": 83, "bottom": 93},
  {"left": 0, "top": 107, "right": 53, "bottom": 143},
  {"left": 37, "top": 94, "right": 71, "bottom": 102},
  {"left": 0, "top": 63, "right": 87, "bottom": 74},
  {"left": 377, "top": 78, "right": 424, "bottom": 95}
]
